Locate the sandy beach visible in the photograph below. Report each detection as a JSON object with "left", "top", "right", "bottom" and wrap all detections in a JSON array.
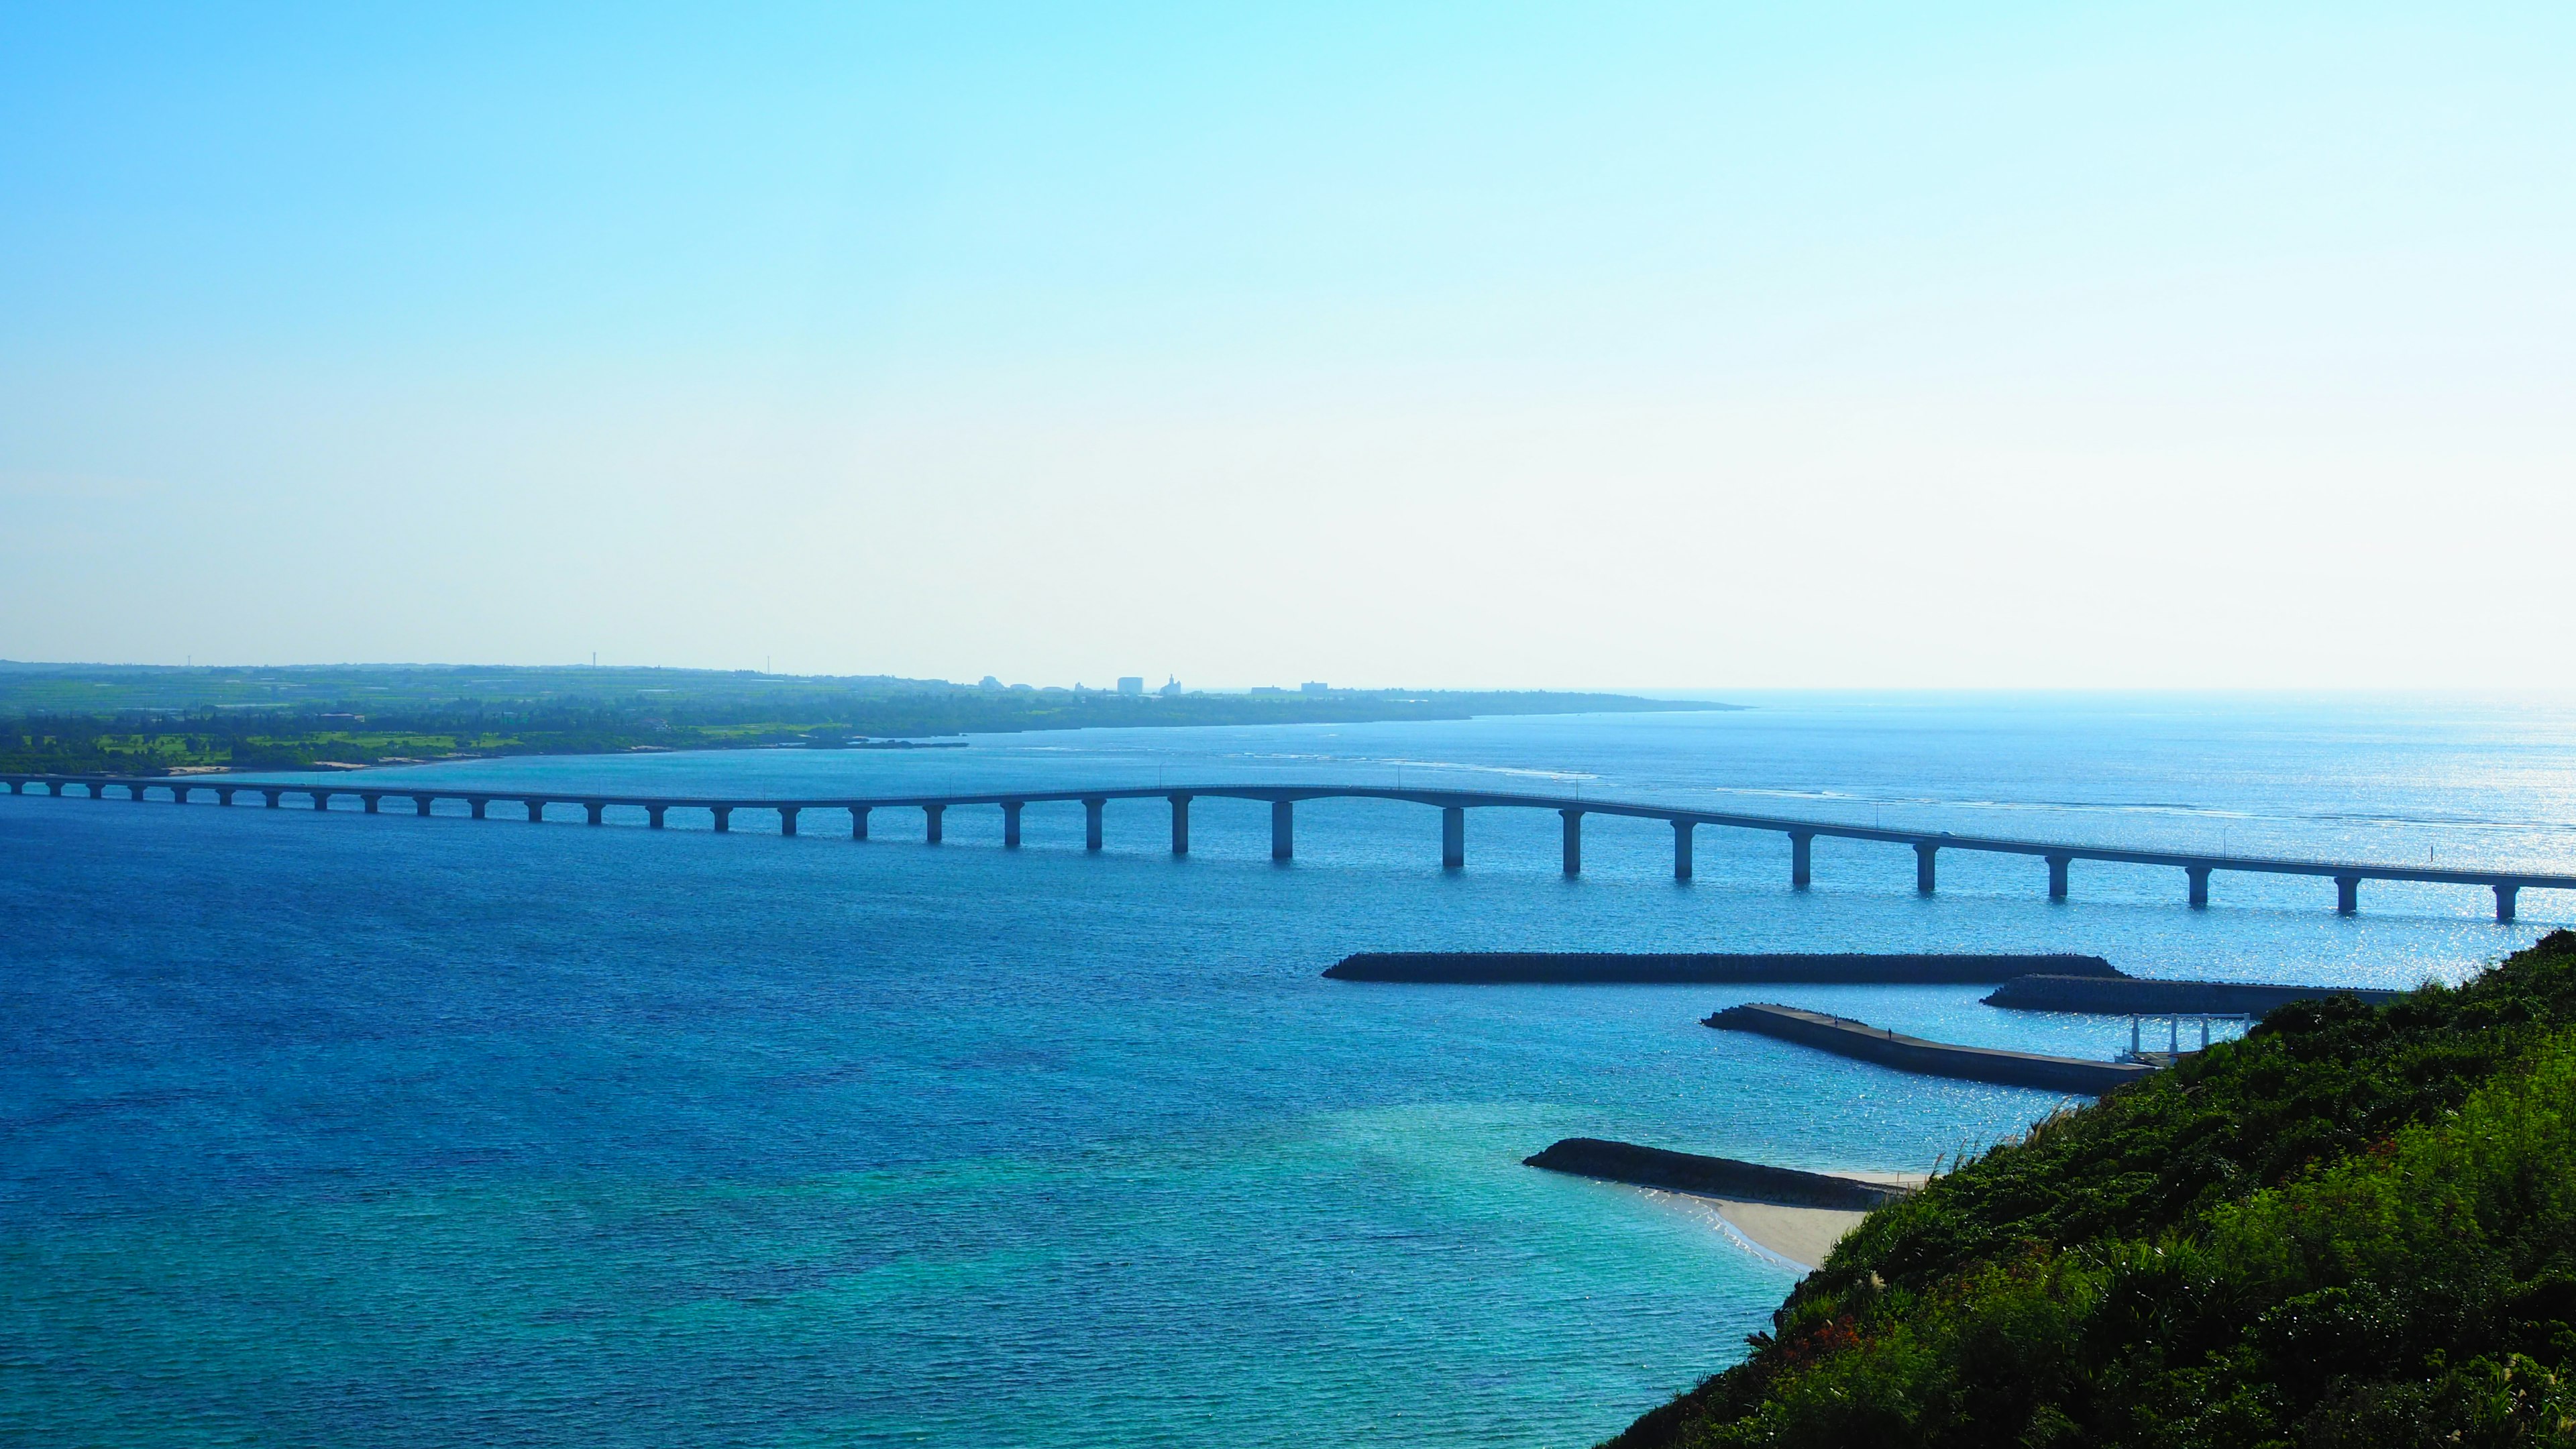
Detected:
[{"left": 1651, "top": 1171, "right": 1930, "bottom": 1270}]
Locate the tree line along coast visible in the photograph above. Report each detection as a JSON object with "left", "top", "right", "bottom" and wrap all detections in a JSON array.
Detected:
[{"left": 0, "top": 663, "right": 1717, "bottom": 775}]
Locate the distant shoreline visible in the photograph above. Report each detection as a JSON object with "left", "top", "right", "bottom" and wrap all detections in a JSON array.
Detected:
[{"left": 3, "top": 668, "right": 1722, "bottom": 776}]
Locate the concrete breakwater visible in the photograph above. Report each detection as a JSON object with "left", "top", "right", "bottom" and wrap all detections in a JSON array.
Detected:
[
  {"left": 1984, "top": 973, "right": 2404, "bottom": 1016},
  {"left": 1708, "top": 1002, "right": 2158, "bottom": 1094},
  {"left": 1523, "top": 1138, "right": 1911, "bottom": 1210},
  {"left": 1323, "top": 952, "right": 2121, "bottom": 984}
]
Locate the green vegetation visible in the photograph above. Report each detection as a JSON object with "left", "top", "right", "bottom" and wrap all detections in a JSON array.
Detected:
[
  {"left": 1619, "top": 930, "right": 2576, "bottom": 1448},
  {"left": 0, "top": 662, "right": 1710, "bottom": 775}
]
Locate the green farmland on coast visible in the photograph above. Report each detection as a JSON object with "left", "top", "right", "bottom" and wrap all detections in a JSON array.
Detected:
[{"left": 0, "top": 662, "right": 1707, "bottom": 775}]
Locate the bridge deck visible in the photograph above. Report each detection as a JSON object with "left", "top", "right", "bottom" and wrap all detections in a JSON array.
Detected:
[{"left": 6, "top": 773, "right": 2570, "bottom": 909}]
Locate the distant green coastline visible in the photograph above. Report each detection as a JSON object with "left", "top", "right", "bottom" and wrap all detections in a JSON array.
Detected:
[{"left": 0, "top": 662, "right": 1723, "bottom": 775}]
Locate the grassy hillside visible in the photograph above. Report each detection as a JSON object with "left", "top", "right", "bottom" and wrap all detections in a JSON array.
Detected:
[{"left": 1618, "top": 930, "right": 2576, "bottom": 1448}]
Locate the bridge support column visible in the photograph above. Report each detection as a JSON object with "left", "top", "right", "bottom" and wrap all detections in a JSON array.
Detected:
[
  {"left": 1443, "top": 807, "right": 1466, "bottom": 869},
  {"left": 780, "top": 806, "right": 800, "bottom": 837},
  {"left": 2047, "top": 854, "right": 2071, "bottom": 900},
  {"left": 1561, "top": 810, "right": 1581, "bottom": 876},
  {"left": 712, "top": 806, "right": 732, "bottom": 833},
  {"left": 411, "top": 794, "right": 431, "bottom": 816},
  {"left": 1915, "top": 842, "right": 1938, "bottom": 896},
  {"left": 1790, "top": 830, "right": 1812, "bottom": 889},
  {"left": 1170, "top": 795, "right": 1190, "bottom": 855},
  {"left": 1672, "top": 820, "right": 1693, "bottom": 881},
  {"left": 1084, "top": 798, "right": 1104, "bottom": 851},
  {"left": 2186, "top": 866, "right": 2210, "bottom": 908},
  {"left": 923, "top": 804, "right": 943, "bottom": 844},
  {"left": 218, "top": 788, "right": 237, "bottom": 806},
  {"left": 467, "top": 796, "right": 486, "bottom": 820},
  {"left": 2498, "top": 884, "right": 2520, "bottom": 923},
  {"left": 585, "top": 800, "right": 604, "bottom": 826},
  {"left": 850, "top": 806, "right": 869, "bottom": 840},
  {"left": 311, "top": 791, "right": 332, "bottom": 811},
  {"left": 129, "top": 783, "right": 151, "bottom": 802},
  {"left": 362, "top": 794, "right": 380, "bottom": 814},
  {"left": 1273, "top": 800, "right": 1294, "bottom": 861},
  {"left": 3, "top": 780, "right": 17, "bottom": 794},
  {"left": 172, "top": 786, "right": 193, "bottom": 804},
  {"left": 2335, "top": 874, "right": 2359, "bottom": 915},
  {"left": 525, "top": 799, "right": 546, "bottom": 824},
  {"left": 1002, "top": 802, "right": 1022, "bottom": 849},
  {"left": 265, "top": 790, "right": 284, "bottom": 809},
  {"left": 648, "top": 805, "right": 667, "bottom": 830}
]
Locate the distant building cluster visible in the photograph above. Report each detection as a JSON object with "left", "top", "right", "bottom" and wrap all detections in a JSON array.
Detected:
[{"left": 967, "top": 674, "right": 1348, "bottom": 697}]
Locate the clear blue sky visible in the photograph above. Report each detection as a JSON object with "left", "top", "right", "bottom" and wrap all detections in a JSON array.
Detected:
[{"left": 5, "top": 3, "right": 2571, "bottom": 687}]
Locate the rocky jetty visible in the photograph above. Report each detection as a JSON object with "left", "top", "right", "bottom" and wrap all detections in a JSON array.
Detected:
[
  {"left": 1984, "top": 973, "right": 2402, "bottom": 1016},
  {"left": 1324, "top": 951, "right": 2122, "bottom": 984},
  {"left": 1707, "top": 1002, "right": 2157, "bottom": 1093},
  {"left": 1523, "top": 1138, "right": 1911, "bottom": 1210}
]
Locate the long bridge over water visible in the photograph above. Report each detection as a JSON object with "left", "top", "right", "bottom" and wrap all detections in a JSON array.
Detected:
[{"left": 9, "top": 771, "right": 2568, "bottom": 922}]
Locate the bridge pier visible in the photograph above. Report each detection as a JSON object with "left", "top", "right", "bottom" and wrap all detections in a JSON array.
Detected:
[
  {"left": 1084, "top": 798, "right": 1104, "bottom": 851},
  {"left": 3, "top": 779, "right": 17, "bottom": 794},
  {"left": 1560, "top": 810, "right": 1581, "bottom": 875},
  {"left": 1915, "top": 842, "right": 1938, "bottom": 896},
  {"left": 585, "top": 800, "right": 605, "bottom": 826},
  {"left": 1273, "top": 800, "right": 1294, "bottom": 861},
  {"left": 1170, "top": 794, "right": 1191, "bottom": 855},
  {"left": 647, "top": 804, "right": 667, "bottom": 830},
  {"left": 411, "top": 794, "right": 431, "bottom": 816},
  {"left": 1790, "top": 830, "right": 1812, "bottom": 889},
  {"left": 1001, "top": 801, "right": 1022, "bottom": 849},
  {"left": 1442, "top": 807, "right": 1466, "bottom": 869},
  {"left": 712, "top": 806, "right": 732, "bottom": 833},
  {"left": 218, "top": 788, "right": 237, "bottom": 806},
  {"left": 851, "top": 805, "right": 869, "bottom": 840},
  {"left": 923, "top": 804, "right": 943, "bottom": 844},
  {"left": 2335, "top": 874, "right": 2359, "bottom": 915},
  {"left": 780, "top": 806, "right": 801, "bottom": 837},
  {"left": 525, "top": 799, "right": 546, "bottom": 824},
  {"left": 361, "top": 793, "right": 380, "bottom": 814},
  {"left": 2186, "top": 865, "right": 2210, "bottom": 908},
  {"left": 467, "top": 796, "right": 486, "bottom": 820},
  {"left": 1672, "top": 820, "right": 1693, "bottom": 881},
  {"left": 2498, "top": 883, "right": 2520, "bottom": 923},
  {"left": 2047, "top": 853, "right": 2070, "bottom": 900},
  {"left": 129, "top": 782, "right": 150, "bottom": 802},
  {"left": 264, "top": 790, "right": 283, "bottom": 809},
  {"left": 311, "top": 791, "right": 332, "bottom": 811},
  {"left": 172, "top": 785, "right": 193, "bottom": 804}
]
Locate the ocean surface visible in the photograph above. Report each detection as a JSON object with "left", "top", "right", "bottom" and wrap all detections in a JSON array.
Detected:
[{"left": 4, "top": 693, "right": 2571, "bottom": 1446}]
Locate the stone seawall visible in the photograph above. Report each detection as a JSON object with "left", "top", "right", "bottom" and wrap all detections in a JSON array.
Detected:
[
  {"left": 1324, "top": 952, "right": 2123, "bottom": 984},
  {"left": 1707, "top": 1002, "right": 2157, "bottom": 1094},
  {"left": 1984, "top": 974, "right": 2404, "bottom": 1016},
  {"left": 1523, "top": 1138, "right": 1911, "bottom": 1210}
]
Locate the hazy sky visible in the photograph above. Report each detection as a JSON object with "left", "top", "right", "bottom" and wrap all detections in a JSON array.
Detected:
[{"left": 5, "top": 3, "right": 2571, "bottom": 688}]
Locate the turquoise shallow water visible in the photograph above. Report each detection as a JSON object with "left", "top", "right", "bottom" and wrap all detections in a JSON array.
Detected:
[{"left": 3, "top": 694, "right": 2570, "bottom": 1445}]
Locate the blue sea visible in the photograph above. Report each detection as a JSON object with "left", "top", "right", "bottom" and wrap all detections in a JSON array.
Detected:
[{"left": 4, "top": 694, "right": 2571, "bottom": 1446}]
